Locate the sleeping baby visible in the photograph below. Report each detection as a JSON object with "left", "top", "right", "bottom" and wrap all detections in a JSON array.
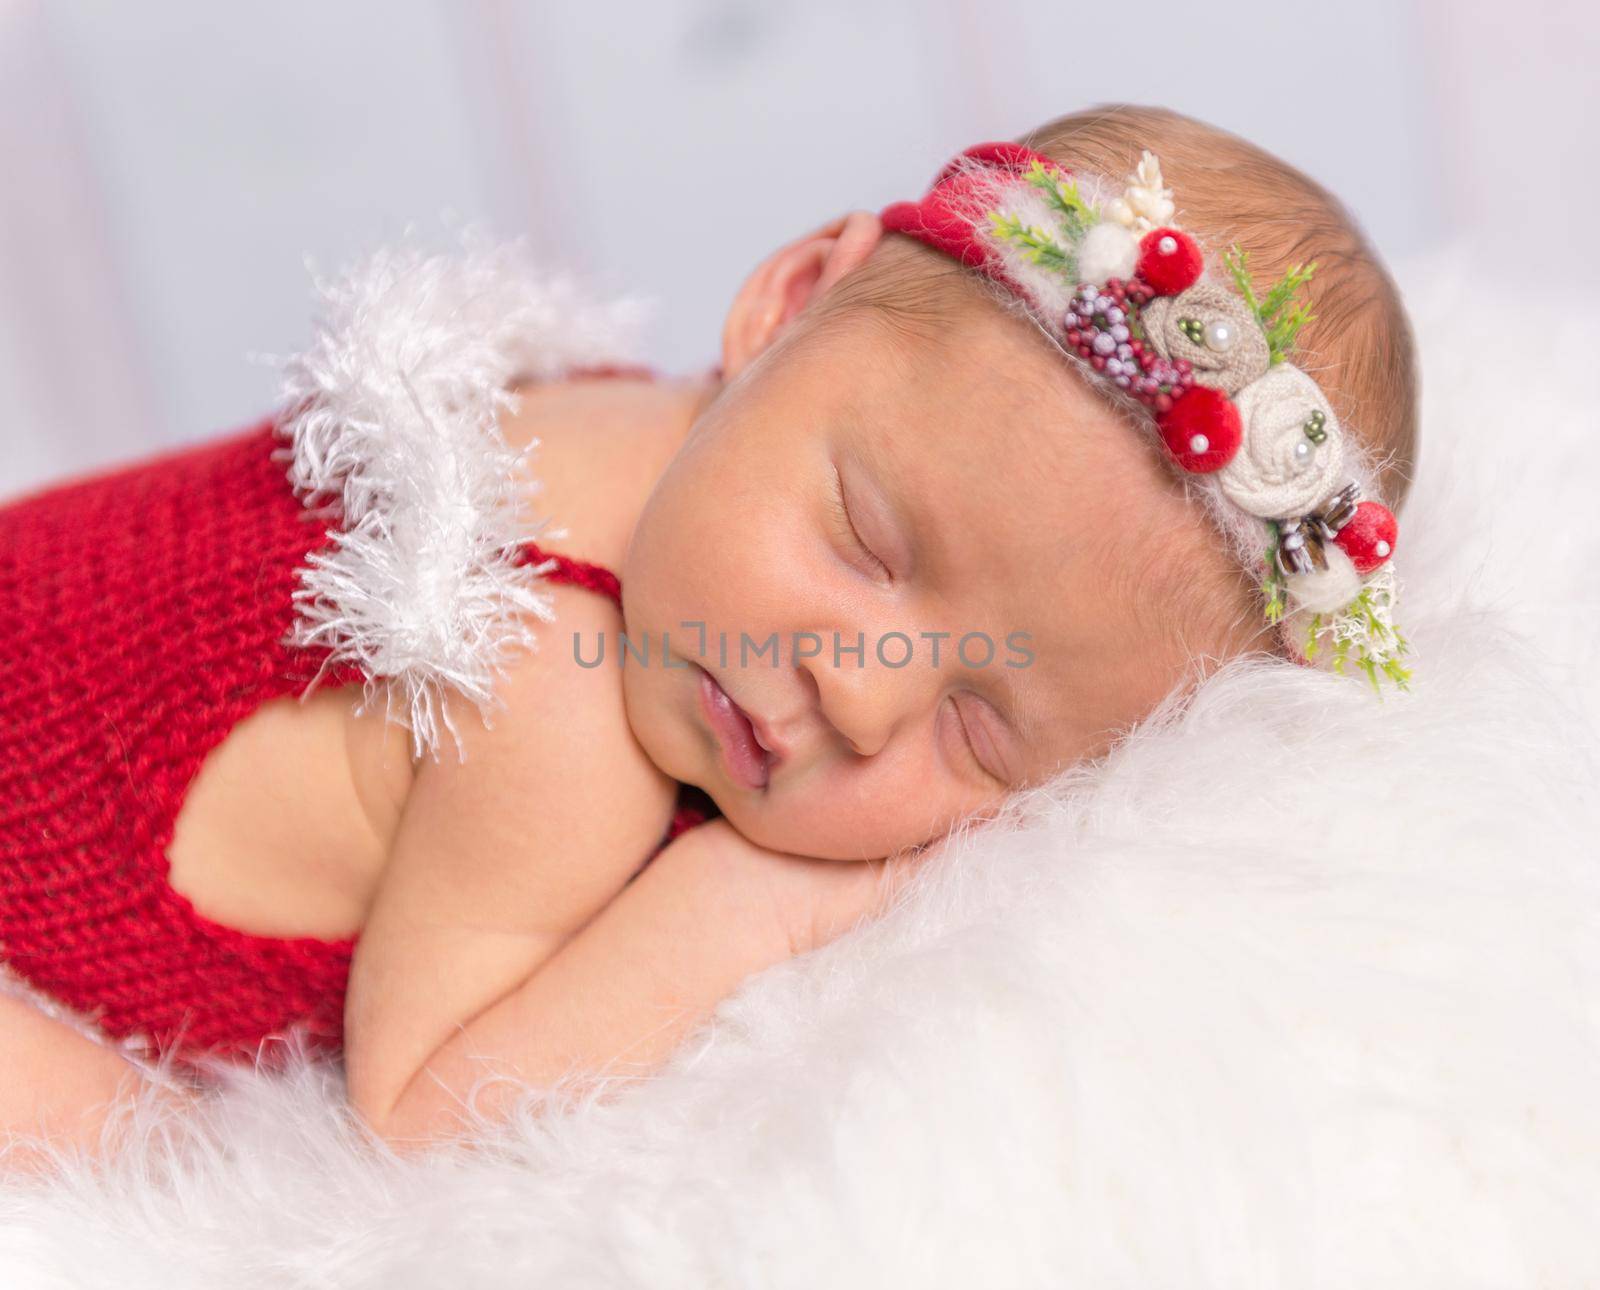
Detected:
[{"left": 0, "top": 102, "right": 1416, "bottom": 1166}]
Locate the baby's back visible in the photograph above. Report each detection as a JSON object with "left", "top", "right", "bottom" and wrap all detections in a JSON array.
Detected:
[{"left": 165, "top": 682, "right": 411, "bottom": 941}]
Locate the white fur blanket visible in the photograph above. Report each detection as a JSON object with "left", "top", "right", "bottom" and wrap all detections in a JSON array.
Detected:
[{"left": 2, "top": 252, "right": 1596, "bottom": 1288}]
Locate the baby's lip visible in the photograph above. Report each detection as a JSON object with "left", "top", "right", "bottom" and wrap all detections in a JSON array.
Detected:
[
  {"left": 697, "top": 666, "right": 781, "bottom": 789},
  {"left": 743, "top": 704, "right": 787, "bottom": 764},
  {"left": 703, "top": 668, "right": 788, "bottom": 763}
]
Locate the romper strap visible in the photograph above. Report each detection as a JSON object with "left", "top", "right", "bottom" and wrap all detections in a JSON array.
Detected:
[{"left": 515, "top": 539, "right": 621, "bottom": 609}]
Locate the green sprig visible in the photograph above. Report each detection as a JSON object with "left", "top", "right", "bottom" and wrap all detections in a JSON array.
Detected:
[
  {"left": 1303, "top": 612, "right": 1323, "bottom": 660},
  {"left": 987, "top": 211, "right": 1074, "bottom": 276},
  {"left": 1023, "top": 159, "right": 1096, "bottom": 241},
  {"left": 1261, "top": 523, "right": 1287, "bottom": 625},
  {"left": 1223, "top": 244, "right": 1317, "bottom": 365},
  {"left": 1313, "top": 584, "right": 1413, "bottom": 693}
]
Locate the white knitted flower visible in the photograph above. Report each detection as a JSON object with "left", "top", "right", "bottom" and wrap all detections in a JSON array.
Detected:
[{"left": 1220, "top": 364, "right": 1347, "bottom": 520}]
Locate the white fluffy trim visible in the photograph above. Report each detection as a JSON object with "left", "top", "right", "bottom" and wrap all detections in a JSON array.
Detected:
[{"left": 273, "top": 230, "right": 647, "bottom": 761}]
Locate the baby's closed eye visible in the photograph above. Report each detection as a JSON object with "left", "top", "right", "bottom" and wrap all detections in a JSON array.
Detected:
[
  {"left": 945, "top": 691, "right": 1017, "bottom": 786},
  {"left": 825, "top": 458, "right": 892, "bottom": 583}
]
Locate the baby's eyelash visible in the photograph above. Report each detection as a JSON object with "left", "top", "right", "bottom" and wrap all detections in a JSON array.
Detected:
[
  {"left": 828, "top": 466, "right": 890, "bottom": 580},
  {"left": 949, "top": 694, "right": 1007, "bottom": 787}
]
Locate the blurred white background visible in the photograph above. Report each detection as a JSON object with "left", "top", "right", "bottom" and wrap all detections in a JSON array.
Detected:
[{"left": 1, "top": 0, "right": 1593, "bottom": 499}]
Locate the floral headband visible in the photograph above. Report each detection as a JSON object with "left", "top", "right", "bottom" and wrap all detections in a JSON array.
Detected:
[{"left": 881, "top": 143, "right": 1409, "bottom": 689}]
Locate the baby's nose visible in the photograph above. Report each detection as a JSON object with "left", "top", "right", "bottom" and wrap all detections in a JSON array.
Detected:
[{"left": 800, "top": 635, "right": 932, "bottom": 760}]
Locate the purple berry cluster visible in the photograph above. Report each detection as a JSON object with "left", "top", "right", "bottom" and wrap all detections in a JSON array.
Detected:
[{"left": 1062, "top": 278, "right": 1195, "bottom": 413}]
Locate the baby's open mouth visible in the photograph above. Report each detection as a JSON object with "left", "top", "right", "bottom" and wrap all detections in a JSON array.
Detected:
[{"left": 697, "top": 666, "right": 773, "bottom": 790}]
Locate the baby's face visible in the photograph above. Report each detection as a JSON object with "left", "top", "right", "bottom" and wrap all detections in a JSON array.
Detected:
[{"left": 622, "top": 303, "right": 1249, "bottom": 860}]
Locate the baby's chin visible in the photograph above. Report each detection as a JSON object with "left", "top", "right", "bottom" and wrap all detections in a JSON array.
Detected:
[{"left": 709, "top": 788, "right": 927, "bottom": 862}]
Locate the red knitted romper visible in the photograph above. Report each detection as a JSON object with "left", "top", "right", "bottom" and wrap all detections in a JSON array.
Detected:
[{"left": 0, "top": 418, "right": 713, "bottom": 1075}]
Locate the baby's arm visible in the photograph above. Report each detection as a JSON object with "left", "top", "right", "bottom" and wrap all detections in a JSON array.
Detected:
[
  {"left": 343, "top": 584, "right": 680, "bottom": 1139},
  {"left": 359, "top": 817, "right": 904, "bottom": 1151}
]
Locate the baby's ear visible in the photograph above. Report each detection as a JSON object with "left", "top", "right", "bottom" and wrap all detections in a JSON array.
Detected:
[{"left": 721, "top": 210, "right": 882, "bottom": 379}]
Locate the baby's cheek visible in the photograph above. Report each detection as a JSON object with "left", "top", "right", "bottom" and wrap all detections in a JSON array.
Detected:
[{"left": 756, "top": 754, "right": 996, "bottom": 861}]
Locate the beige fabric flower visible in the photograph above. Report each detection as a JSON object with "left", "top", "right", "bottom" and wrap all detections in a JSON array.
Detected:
[{"left": 1140, "top": 284, "right": 1270, "bottom": 396}]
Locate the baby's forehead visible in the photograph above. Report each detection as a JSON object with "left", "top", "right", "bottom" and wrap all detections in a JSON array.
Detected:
[{"left": 836, "top": 313, "right": 1158, "bottom": 571}]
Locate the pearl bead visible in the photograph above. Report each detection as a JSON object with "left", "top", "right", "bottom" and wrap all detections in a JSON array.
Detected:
[
  {"left": 1189, "top": 434, "right": 1209, "bottom": 454},
  {"left": 1158, "top": 235, "right": 1178, "bottom": 255},
  {"left": 1204, "top": 320, "right": 1235, "bottom": 351},
  {"left": 1292, "top": 439, "right": 1313, "bottom": 468},
  {"left": 1375, "top": 540, "right": 1391, "bottom": 558}
]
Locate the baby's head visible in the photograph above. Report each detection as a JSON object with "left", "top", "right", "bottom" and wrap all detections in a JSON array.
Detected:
[{"left": 621, "top": 104, "right": 1418, "bottom": 860}]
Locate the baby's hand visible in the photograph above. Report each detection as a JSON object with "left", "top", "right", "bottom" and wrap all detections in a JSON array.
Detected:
[{"left": 685, "top": 818, "right": 925, "bottom": 957}]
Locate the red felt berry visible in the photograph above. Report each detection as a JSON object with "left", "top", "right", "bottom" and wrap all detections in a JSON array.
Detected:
[
  {"left": 1333, "top": 500, "right": 1398, "bottom": 573},
  {"left": 1136, "top": 227, "right": 1204, "bottom": 296},
  {"left": 1156, "top": 387, "right": 1241, "bottom": 473}
]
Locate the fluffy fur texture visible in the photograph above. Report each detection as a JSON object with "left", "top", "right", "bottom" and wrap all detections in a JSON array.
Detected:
[
  {"left": 1073, "top": 219, "right": 1139, "bottom": 286},
  {"left": 1, "top": 256, "right": 1597, "bottom": 1287},
  {"left": 275, "top": 229, "right": 646, "bottom": 761}
]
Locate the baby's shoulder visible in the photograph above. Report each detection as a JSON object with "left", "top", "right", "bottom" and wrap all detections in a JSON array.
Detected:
[
  {"left": 422, "top": 574, "right": 680, "bottom": 880},
  {"left": 499, "top": 373, "right": 703, "bottom": 574}
]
